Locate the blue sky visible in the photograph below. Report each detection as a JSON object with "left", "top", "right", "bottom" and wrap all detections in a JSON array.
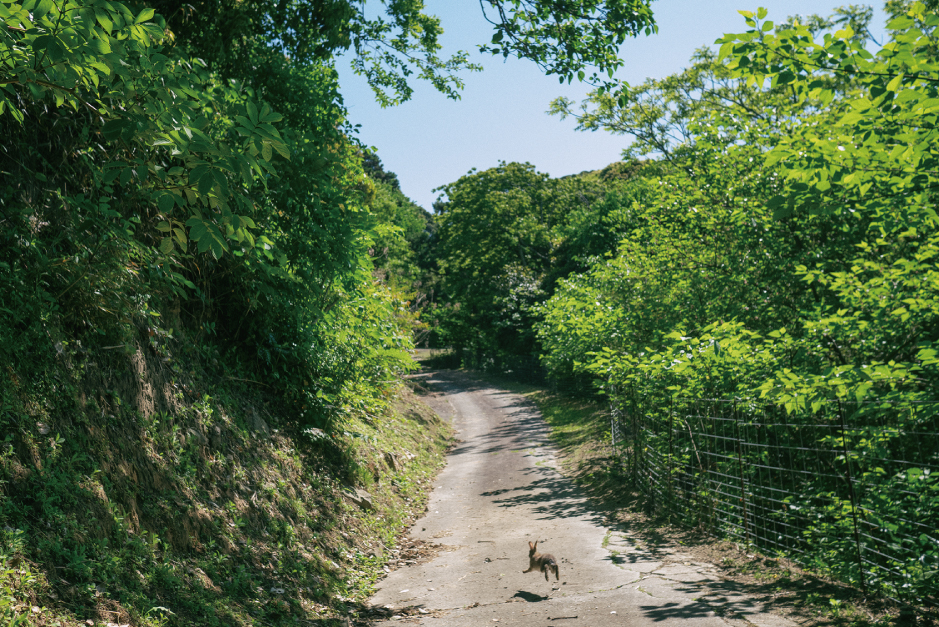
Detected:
[{"left": 336, "top": 1, "right": 888, "bottom": 211}]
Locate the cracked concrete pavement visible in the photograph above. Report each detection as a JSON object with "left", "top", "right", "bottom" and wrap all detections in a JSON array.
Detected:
[{"left": 367, "top": 370, "right": 799, "bottom": 627}]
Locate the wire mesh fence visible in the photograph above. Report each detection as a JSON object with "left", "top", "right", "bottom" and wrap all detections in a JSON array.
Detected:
[{"left": 609, "top": 391, "right": 939, "bottom": 611}]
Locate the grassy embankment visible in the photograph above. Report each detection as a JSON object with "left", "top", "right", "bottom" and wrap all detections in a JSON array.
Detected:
[{"left": 0, "top": 340, "right": 451, "bottom": 627}]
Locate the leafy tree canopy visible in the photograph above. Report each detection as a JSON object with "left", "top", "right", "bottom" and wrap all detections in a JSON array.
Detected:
[
  {"left": 431, "top": 161, "right": 628, "bottom": 367},
  {"left": 143, "top": 0, "right": 656, "bottom": 105},
  {"left": 479, "top": 0, "right": 657, "bottom": 86},
  {"left": 538, "top": 1, "right": 939, "bottom": 406}
]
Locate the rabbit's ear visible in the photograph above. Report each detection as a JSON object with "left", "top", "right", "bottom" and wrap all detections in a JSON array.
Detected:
[
  {"left": 533, "top": 540, "right": 538, "bottom": 550},
  {"left": 528, "top": 541, "right": 534, "bottom": 549}
]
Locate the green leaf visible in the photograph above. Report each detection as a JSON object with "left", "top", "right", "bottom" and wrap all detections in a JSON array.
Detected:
[
  {"left": 717, "top": 41, "right": 734, "bottom": 62},
  {"left": 135, "top": 7, "right": 154, "bottom": 23},
  {"left": 190, "top": 162, "right": 210, "bottom": 184},
  {"left": 205, "top": 223, "right": 228, "bottom": 257},
  {"left": 887, "top": 16, "right": 914, "bottom": 30},
  {"left": 87, "top": 38, "right": 112, "bottom": 54},
  {"left": 45, "top": 36, "right": 66, "bottom": 62},
  {"left": 886, "top": 74, "right": 903, "bottom": 92},
  {"left": 32, "top": 0, "right": 53, "bottom": 20},
  {"left": 94, "top": 9, "right": 113, "bottom": 30},
  {"left": 157, "top": 193, "right": 175, "bottom": 214},
  {"left": 101, "top": 167, "right": 121, "bottom": 184},
  {"left": 196, "top": 234, "right": 211, "bottom": 253},
  {"left": 186, "top": 218, "right": 207, "bottom": 243},
  {"left": 159, "top": 237, "right": 174, "bottom": 254},
  {"left": 259, "top": 104, "right": 283, "bottom": 124},
  {"left": 261, "top": 111, "right": 284, "bottom": 124},
  {"left": 773, "top": 205, "right": 793, "bottom": 219},
  {"left": 198, "top": 170, "right": 215, "bottom": 196},
  {"left": 212, "top": 169, "right": 229, "bottom": 197},
  {"left": 766, "top": 195, "right": 786, "bottom": 209},
  {"left": 272, "top": 141, "right": 289, "bottom": 159}
]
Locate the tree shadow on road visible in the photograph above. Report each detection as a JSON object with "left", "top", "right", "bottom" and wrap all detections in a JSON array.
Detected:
[
  {"left": 445, "top": 402, "right": 550, "bottom": 457},
  {"left": 637, "top": 600, "right": 720, "bottom": 622},
  {"left": 409, "top": 370, "right": 613, "bottom": 530},
  {"left": 486, "top": 472, "right": 608, "bottom": 526},
  {"left": 408, "top": 369, "right": 493, "bottom": 395}
]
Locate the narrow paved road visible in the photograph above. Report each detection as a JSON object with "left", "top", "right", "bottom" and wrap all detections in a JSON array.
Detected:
[{"left": 369, "top": 371, "right": 795, "bottom": 627}]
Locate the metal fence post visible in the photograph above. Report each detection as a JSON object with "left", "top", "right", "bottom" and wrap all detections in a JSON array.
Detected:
[
  {"left": 733, "top": 398, "right": 751, "bottom": 547},
  {"left": 632, "top": 388, "right": 640, "bottom": 485},
  {"left": 668, "top": 395, "right": 675, "bottom": 522},
  {"left": 838, "top": 399, "right": 867, "bottom": 593},
  {"left": 609, "top": 377, "right": 617, "bottom": 461}
]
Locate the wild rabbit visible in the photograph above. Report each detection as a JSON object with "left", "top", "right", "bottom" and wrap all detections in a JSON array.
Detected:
[{"left": 522, "top": 540, "right": 559, "bottom": 581}]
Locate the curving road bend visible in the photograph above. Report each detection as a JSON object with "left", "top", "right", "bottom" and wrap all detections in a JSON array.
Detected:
[{"left": 368, "top": 370, "right": 797, "bottom": 627}]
